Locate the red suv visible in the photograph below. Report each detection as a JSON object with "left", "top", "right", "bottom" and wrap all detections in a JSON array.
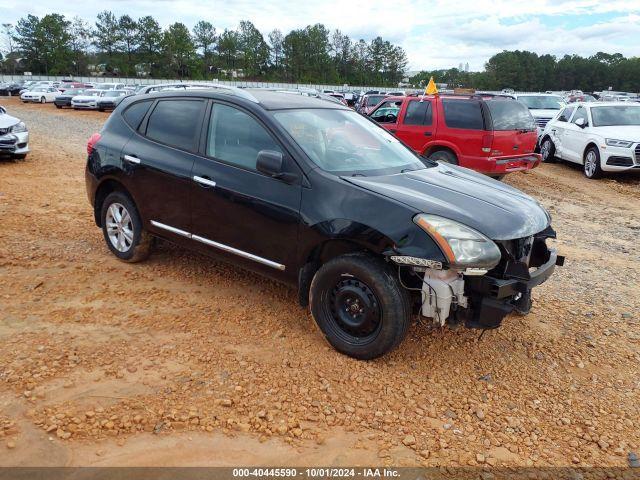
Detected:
[{"left": 369, "top": 94, "right": 541, "bottom": 176}]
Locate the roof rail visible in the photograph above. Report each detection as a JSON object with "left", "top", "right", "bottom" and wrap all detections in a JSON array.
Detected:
[
  {"left": 205, "top": 83, "right": 259, "bottom": 103},
  {"left": 140, "top": 82, "right": 259, "bottom": 103}
]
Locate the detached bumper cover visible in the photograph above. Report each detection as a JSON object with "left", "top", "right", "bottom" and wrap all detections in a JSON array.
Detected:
[
  {"left": 467, "top": 248, "right": 563, "bottom": 299},
  {"left": 463, "top": 242, "right": 564, "bottom": 329}
]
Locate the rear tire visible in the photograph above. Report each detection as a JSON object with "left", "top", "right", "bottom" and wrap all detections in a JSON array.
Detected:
[
  {"left": 309, "top": 253, "right": 411, "bottom": 360},
  {"left": 540, "top": 137, "right": 556, "bottom": 163},
  {"left": 583, "top": 146, "right": 603, "bottom": 179},
  {"left": 55, "top": 104, "right": 62, "bottom": 109},
  {"left": 100, "top": 191, "right": 153, "bottom": 263},
  {"left": 429, "top": 149, "right": 458, "bottom": 165}
]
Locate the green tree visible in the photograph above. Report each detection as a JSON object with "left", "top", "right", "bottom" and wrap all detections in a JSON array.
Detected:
[
  {"left": 162, "top": 22, "right": 195, "bottom": 78},
  {"left": 238, "top": 21, "right": 269, "bottom": 78},
  {"left": 136, "top": 16, "right": 162, "bottom": 76},
  {"left": 93, "top": 11, "right": 121, "bottom": 72},
  {"left": 217, "top": 29, "right": 239, "bottom": 73},
  {"left": 68, "top": 16, "right": 90, "bottom": 75},
  {"left": 268, "top": 29, "right": 284, "bottom": 73},
  {"left": 118, "top": 15, "right": 139, "bottom": 76},
  {"left": 192, "top": 20, "right": 216, "bottom": 78}
]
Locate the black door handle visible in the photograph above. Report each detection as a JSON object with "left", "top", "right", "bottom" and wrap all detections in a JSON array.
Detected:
[
  {"left": 424, "top": 131, "right": 432, "bottom": 136},
  {"left": 389, "top": 129, "right": 397, "bottom": 133}
]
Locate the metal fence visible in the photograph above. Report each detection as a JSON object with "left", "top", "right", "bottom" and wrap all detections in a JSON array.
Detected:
[{"left": 0, "top": 74, "right": 402, "bottom": 93}]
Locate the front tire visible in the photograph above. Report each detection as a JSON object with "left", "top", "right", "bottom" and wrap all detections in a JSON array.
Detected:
[
  {"left": 309, "top": 253, "right": 411, "bottom": 360},
  {"left": 540, "top": 137, "right": 556, "bottom": 163},
  {"left": 583, "top": 146, "right": 603, "bottom": 179},
  {"left": 100, "top": 191, "right": 152, "bottom": 262},
  {"left": 40, "top": 97, "right": 46, "bottom": 103}
]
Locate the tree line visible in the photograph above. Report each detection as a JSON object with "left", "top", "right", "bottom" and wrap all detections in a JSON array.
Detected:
[
  {"left": 410, "top": 50, "right": 640, "bottom": 93},
  {"left": 0, "top": 13, "right": 408, "bottom": 86}
]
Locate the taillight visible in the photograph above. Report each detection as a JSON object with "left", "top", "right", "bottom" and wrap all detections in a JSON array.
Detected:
[
  {"left": 481, "top": 133, "right": 493, "bottom": 154},
  {"left": 87, "top": 132, "right": 101, "bottom": 155}
]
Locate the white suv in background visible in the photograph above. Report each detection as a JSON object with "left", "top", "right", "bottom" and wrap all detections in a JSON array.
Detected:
[
  {"left": 501, "top": 93, "right": 565, "bottom": 139},
  {"left": 540, "top": 102, "right": 640, "bottom": 179}
]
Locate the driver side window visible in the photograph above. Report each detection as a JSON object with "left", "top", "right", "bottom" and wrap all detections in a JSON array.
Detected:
[
  {"left": 571, "top": 106, "right": 588, "bottom": 125},
  {"left": 371, "top": 101, "right": 401, "bottom": 124},
  {"left": 207, "top": 103, "right": 282, "bottom": 171},
  {"left": 558, "top": 107, "right": 575, "bottom": 122}
]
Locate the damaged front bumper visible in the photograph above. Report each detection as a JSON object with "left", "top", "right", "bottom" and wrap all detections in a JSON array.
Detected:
[
  {"left": 462, "top": 246, "right": 564, "bottom": 329},
  {"left": 417, "top": 230, "right": 564, "bottom": 330}
]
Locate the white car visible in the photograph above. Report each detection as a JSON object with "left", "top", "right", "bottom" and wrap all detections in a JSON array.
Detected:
[
  {"left": 0, "top": 105, "right": 29, "bottom": 159},
  {"left": 20, "top": 86, "right": 59, "bottom": 103},
  {"left": 502, "top": 93, "right": 565, "bottom": 139},
  {"left": 71, "top": 90, "right": 103, "bottom": 109},
  {"left": 540, "top": 102, "right": 640, "bottom": 179},
  {"left": 93, "top": 83, "right": 125, "bottom": 91}
]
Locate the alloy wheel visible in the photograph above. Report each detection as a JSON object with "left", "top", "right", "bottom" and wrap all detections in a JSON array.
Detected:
[
  {"left": 584, "top": 151, "right": 597, "bottom": 177},
  {"left": 105, "top": 202, "right": 134, "bottom": 252},
  {"left": 541, "top": 140, "right": 550, "bottom": 160}
]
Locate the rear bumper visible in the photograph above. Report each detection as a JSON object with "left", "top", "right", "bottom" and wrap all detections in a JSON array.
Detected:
[{"left": 461, "top": 153, "right": 542, "bottom": 175}]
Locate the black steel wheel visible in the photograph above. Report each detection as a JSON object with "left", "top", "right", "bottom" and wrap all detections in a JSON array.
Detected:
[{"left": 310, "top": 253, "right": 411, "bottom": 359}]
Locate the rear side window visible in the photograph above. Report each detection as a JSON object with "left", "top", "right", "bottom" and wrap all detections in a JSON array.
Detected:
[
  {"left": 485, "top": 100, "right": 535, "bottom": 131},
  {"left": 145, "top": 99, "right": 205, "bottom": 151},
  {"left": 442, "top": 100, "right": 484, "bottom": 130},
  {"left": 123, "top": 100, "right": 152, "bottom": 130},
  {"left": 404, "top": 100, "right": 432, "bottom": 126}
]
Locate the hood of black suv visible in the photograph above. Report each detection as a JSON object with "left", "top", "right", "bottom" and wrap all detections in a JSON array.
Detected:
[{"left": 343, "top": 164, "right": 549, "bottom": 241}]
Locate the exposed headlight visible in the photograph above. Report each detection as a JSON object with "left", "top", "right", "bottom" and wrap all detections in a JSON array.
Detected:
[
  {"left": 605, "top": 138, "right": 633, "bottom": 148},
  {"left": 11, "top": 122, "right": 27, "bottom": 133},
  {"left": 413, "top": 214, "right": 502, "bottom": 269}
]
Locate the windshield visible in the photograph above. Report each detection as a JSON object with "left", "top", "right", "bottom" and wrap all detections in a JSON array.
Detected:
[
  {"left": 365, "top": 95, "right": 386, "bottom": 106},
  {"left": 65, "top": 89, "right": 83, "bottom": 95},
  {"left": 591, "top": 106, "right": 640, "bottom": 126},
  {"left": 104, "top": 91, "right": 124, "bottom": 97},
  {"left": 273, "top": 109, "right": 426, "bottom": 175},
  {"left": 517, "top": 95, "right": 563, "bottom": 110},
  {"left": 486, "top": 100, "right": 536, "bottom": 131}
]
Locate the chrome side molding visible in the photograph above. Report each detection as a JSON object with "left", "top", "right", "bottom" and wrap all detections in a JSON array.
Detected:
[{"left": 149, "top": 220, "right": 285, "bottom": 271}]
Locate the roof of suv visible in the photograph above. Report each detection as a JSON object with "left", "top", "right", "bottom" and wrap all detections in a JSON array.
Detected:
[{"left": 139, "top": 88, "right": 350, "bottom": 111}]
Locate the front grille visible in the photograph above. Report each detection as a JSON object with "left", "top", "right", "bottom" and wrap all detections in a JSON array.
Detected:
[{"left": 535, "top": 117, "right": 552, "bottom": 129}]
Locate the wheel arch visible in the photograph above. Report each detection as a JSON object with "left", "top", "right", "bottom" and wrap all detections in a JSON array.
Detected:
[
  {"left": 583, "top": 142, "right": 599, "bottom": 163},
  {"left": 423, "top": 142, "right": 460, "bottom": 160},
  {"left": 93, "top": 178, "right": 135, "bottom": 227},
  {"left": 297, "top": 238, "right": 382, "bottom": 308}
]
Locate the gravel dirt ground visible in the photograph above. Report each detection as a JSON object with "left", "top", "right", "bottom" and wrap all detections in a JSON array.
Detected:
[{"left": 1, "top": 97, "right": 639, "bottom": 468}]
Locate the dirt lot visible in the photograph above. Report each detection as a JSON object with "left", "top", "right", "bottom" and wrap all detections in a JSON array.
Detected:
[{"left": 1, "top": 96, "right": 639, "bottom": 467}]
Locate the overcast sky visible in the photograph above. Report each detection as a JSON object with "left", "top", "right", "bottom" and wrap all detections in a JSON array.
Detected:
[{"left": 1, "top": 0, "right": 639, "bottom": 71}]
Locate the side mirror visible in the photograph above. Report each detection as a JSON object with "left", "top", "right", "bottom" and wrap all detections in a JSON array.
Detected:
[
  {"left": 256, "top": 149, "right": 283, "bottom": 176},
  {"left": 256, "top": 150, "right": 297, "bottom": 183},
  {"left": 575, "top": 117, "right": 587, "bottom": 128}
]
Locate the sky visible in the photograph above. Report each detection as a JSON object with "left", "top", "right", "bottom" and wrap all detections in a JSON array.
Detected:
[{"left": 1, "top": 0, "right": 639, "bottom": 71}]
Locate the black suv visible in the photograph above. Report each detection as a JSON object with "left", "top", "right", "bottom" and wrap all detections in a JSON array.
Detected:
[{"left": 85, "top": 86, "right": 563, "bottom": 359}]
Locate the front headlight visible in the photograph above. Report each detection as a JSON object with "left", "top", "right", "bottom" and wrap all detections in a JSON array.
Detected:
[
  {"left": 11, "top": 122, "right": 27, "bottom": 133},
  {"left": 605, "top": 138, "right": 633, "bottom": 148},
  {"left": 413, "top": 214, "right": 502, "bottom": 269}
]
